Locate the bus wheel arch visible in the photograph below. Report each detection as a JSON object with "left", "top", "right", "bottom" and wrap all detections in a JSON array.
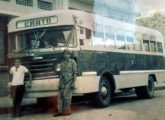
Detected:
[
  {"left": 101, "top": 71, "right": 116, "bottom": 96},
  {"left": 95, "top": 71, "right": 116, "bottom": 107},
  {"left": 149, "top": 74, "right": 157, "bottom": 82},
  {"left": 135, "top": 74, "right": 155, "bottom": 99}
]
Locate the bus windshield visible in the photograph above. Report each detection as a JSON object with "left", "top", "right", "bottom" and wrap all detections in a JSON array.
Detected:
[{"left": 9, "top": 25, "right": 76, "bottom": 52}]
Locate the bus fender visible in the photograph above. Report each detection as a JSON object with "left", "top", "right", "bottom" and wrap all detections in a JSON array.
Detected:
[{"left": 100, "top": 70, "right": 116, "bottom": 95}]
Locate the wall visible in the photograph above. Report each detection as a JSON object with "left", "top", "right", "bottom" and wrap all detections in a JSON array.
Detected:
[
  {"left": 0, "top": 72, "right": 9, "bottom": 96},
  {"left": 0, "top": 0, "right": 46, "bottom": 16},
  {"left": 68, "top": 0, "right": 93, "bottom": 13},
  {"left": 0, "top": 16, "right": 8, "bottom": 65}
]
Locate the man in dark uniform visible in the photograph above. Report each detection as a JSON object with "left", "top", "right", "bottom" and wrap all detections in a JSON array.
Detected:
[{"left": 54, "top": 49, "right": 77, "bottom": 116}]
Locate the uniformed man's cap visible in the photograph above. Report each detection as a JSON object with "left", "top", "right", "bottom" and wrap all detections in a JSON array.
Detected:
[{"left": 63, "top": 49, "right": 72, "bottom": 55}]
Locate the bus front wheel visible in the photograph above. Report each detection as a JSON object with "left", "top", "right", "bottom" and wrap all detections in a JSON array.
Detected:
[
  {"left": 135, "top": 76, "right": 155, "bottom": 99},
  {"left": 95, "top": 76, "right": 112, "bottom": 107}
]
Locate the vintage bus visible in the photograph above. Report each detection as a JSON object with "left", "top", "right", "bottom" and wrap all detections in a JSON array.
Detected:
[{"left": 8, "top": 10, "right": 165, "bottom": 107}]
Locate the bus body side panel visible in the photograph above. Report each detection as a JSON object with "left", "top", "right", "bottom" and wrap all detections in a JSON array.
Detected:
[
  {"left": 79, "top": 49, "right": 165, "bottom": 90},
  {"left": 74, "top": 73, "right": 100, "bottom": 94},
  {"left": 155, "top": 72, "right": 165, "bottom": 84},
  {"left": 73, "top": 50, "right": 100, "bottom": 93},
  {"left": 114, "top": 73, "right": 148, "bottom": 89}
]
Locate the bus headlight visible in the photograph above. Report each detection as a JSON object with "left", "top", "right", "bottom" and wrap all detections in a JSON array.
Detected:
[{"left": 56, "top": 64, "right": 61, "bottom": 72}]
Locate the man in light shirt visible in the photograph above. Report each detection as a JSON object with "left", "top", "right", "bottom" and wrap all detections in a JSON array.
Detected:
[{"left": 10, "top": 59, "right": 32, "bottom": 117}]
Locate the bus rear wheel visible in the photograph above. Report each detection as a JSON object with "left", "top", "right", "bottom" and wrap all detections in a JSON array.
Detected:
[
  {"left": 135, "top": 76, "right": 155, "bottom": 99},
  {"left": 95, "top": 76, "right": 111, "bottom": 107}
]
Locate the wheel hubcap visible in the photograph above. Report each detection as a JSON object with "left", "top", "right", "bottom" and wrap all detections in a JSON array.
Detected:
[{"left": 101, "top": 86, "right": 108, "bottom": 97}]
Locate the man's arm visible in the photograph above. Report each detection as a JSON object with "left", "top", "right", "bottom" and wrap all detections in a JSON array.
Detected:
[
  {"left": 25, "top": 71, "right": 32, "bottom": 88},
  {"left": 27, "top": 71, "right": 32, "bottom": 83},
  {"left": 9, "top": 68, "right": 13, "bottom": 82},
  {"left": 71, "top": 60, "right": 77, "bottom": 89},
  {"left": 58, "top": 73, "right": 62, "bottom": 90},
  {"left": 72, "top": 73, "right": 77, "bottom": 89}
]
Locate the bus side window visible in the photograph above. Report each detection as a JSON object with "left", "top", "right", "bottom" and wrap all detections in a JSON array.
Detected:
[
  {"left": 93, "top": 31, "right": 104, "bottom": 47},
  {"left": 126, "top": 36, "right": 134, "bottom": 50},
  {"left": 135, "top": 33, "right": 142, "bottom": 51},
  {"left": 80, "top": 27, "right": 84, "bottom": 34},
  {"left": 116, "top": 35, "right": 126, "bottom": 49},
  {"left": 80, "top": 28, "right": 92, "bottom": 47},
  {"left": 126, "top": 31, "right": 134, "bottom": 50},
  {"left": 143, "top": 34, "right": 150, "bottom": 52},
  {"left": 143, "top": 40, "right": 150, "bottom": 51},
  {"left": 150, "top": 35, "right": 156, "bottom": 52},
  {"left": 79, "top": 39, "right": 84, "bottom": 46},
  {"left": 85, "top": 28, "right": 92, "bottom": 39},
  {"left": 150, "top": 41, "right": 156, "bottom": 52},
  {"left": 157, "top": 42, "right": 163, "bottom": 53},
  {"left": 105, "top": 33, "right": 115, "bottom": 49}
]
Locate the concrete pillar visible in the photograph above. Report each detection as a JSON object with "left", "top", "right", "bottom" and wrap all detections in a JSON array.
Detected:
[
  {"left": 33, "top": 0, "right": 39, "bottom": 9},
  {"left": 63, "top": 0, "right": 69, "bottom": 9}
]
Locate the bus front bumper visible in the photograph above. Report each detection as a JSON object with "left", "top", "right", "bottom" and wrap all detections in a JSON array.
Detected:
[{"left": 8, "top": 78, "right": 59, "bottom": 98}]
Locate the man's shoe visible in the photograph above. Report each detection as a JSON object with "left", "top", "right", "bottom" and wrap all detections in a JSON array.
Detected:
[
  {"left": 63, "top": 112, "right": 71, "bottom": 116},
  {"left": 12, "top": 114, "right": 21, "bottom": 118},
  {"left": 53, "top": 112, "right": 63, "bottom": 117},
  {"left": 63, "top": 107, "right": 71, "bottom": 116}
]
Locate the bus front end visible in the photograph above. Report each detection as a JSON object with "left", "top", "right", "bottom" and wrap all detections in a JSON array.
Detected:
[{"left": 7, "top": 11, "right": 78, "bottom": 98}]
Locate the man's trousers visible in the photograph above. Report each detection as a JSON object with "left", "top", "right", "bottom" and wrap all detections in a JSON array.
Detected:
[
  {"left": 58, "top": 83, "right": 73, "bottom": 114},
  {"left": 11, "top": 85, "right": 25, "bottom": 116}
]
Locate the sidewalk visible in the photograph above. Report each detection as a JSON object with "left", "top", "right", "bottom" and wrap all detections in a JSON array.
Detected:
[
  {"left": 0, "top": 96, "right": 37, "bottom": 114},
  {"left": 0, "top": 96, "right": 37, "bottom": 108}
]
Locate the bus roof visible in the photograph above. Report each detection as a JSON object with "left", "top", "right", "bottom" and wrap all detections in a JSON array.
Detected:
[{"left": 8, "top": 10, "right": 164, "bottom": 42}]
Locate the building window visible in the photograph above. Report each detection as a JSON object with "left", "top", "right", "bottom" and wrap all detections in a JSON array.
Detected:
[
  {"left": 38, "top": 0, "right": 53, "bottom": 10},
  {"left": 16, "top": 0, "right": 33, "bottom": 7},
  {"left": 1, "top": 0, "right": 10, "bottom": 2}
]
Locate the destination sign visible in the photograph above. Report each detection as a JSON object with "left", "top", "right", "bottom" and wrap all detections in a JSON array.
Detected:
[{"left": 16, "top": 16, "right": 58, "bottom": 29}]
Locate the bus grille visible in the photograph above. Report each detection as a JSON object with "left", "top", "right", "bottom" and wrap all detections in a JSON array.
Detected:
[{"left": 23, "top": 59, "right": 58, "bottom": 80}]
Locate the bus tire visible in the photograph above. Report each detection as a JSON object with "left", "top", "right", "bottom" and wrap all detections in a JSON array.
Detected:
[
  {"left": 95, "top": 76, "right": 111, "bottom": 107},
  {"left": 135, "top": 76, "right": 155, "bottom": 99}
]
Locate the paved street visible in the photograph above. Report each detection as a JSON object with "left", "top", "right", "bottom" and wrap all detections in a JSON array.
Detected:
[{"left": 0, "top": 90, "right": 165, "bottom": 120}]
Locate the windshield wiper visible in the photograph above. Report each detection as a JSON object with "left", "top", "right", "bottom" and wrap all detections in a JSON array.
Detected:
[{"left": 65, "top": 27, "right": 75, "bottom": 47}]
